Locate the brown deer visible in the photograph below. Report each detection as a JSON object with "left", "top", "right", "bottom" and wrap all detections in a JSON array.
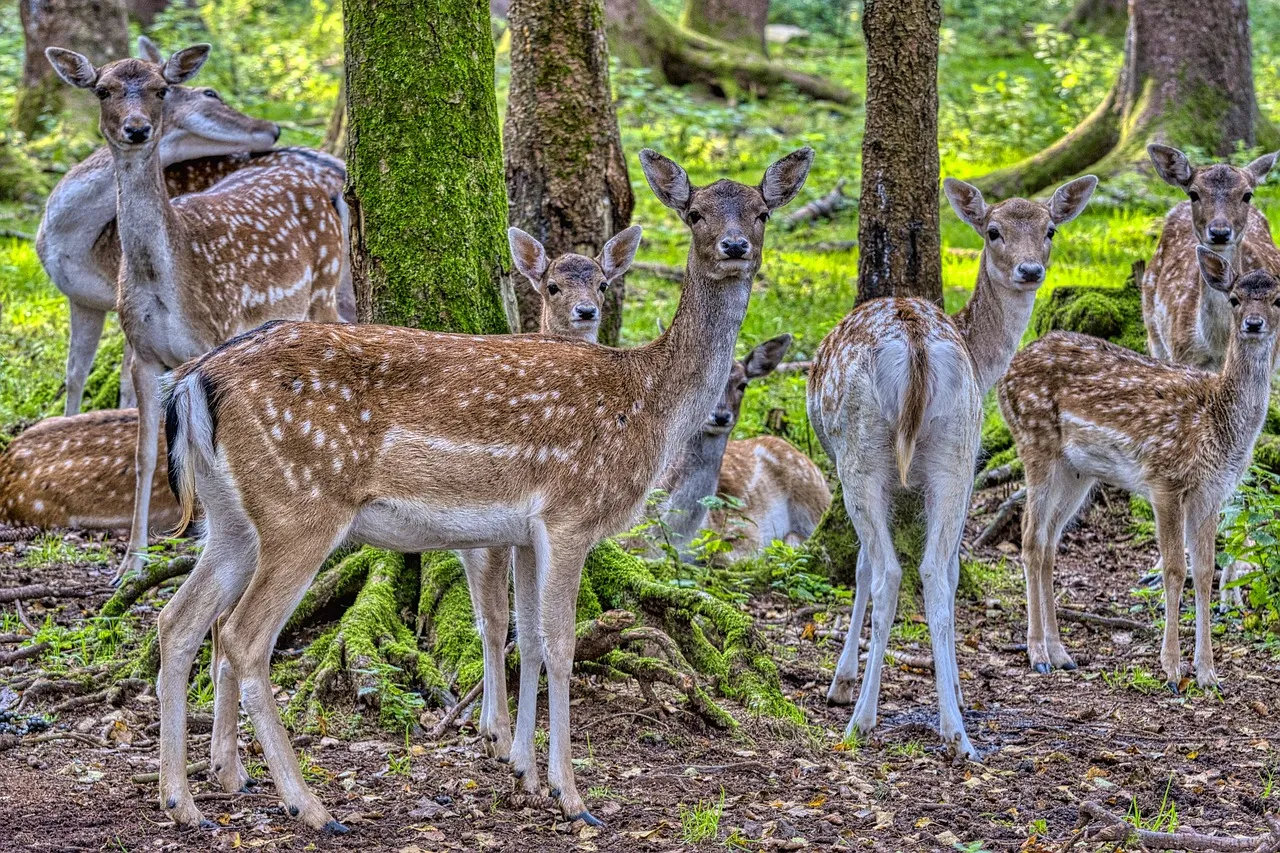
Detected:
[
  {"left": 457, "top": 223, "right": 642, "bottom": 767},
  {"left": 156, "top": 147, "right": 812, "bottom": 831},
  {"left": 0, "top": 410, "right": 178, "bottom": 532},
  {"left": 1000, "top": 249, "right": 1280, "bottom": 691},
  {"left": 46, "top": 44, "right": 348, "bottom": 583},
  {"left": 809, "top": 175, "right": 1096, "bottom": 758}
]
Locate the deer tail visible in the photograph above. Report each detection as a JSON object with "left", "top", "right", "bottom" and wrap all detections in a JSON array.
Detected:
[{"left": 163, "top": 369, "right": 219, "bottom": 536}]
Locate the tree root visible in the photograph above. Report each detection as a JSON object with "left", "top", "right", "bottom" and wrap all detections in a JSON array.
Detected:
[
  {"left": 281, "top": 545, "right": 369, "bottom": 640},
  {"left": 0, "top": 643, "right": 49, "bottom": 665},
  {"left": 48, "top": 678, "right": 147, "bottom": 714},
  {"left": 972, "top": 487, "right": 1025, "bottom": 550},
  {"left": 1066, "top": 801, "right": 1280, "bottom": 853},
  {"left": 100, "top": 556, "right": 195, "bottom": 618},
  {"left": 1058, "top": 608, "right": 1154, "bottom": 635},
  {"left": 0, "top": 585, "right": 98, "bottom": 603}
]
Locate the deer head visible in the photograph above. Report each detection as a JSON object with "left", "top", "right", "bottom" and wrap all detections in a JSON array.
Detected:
[
  {"left": 705, "top": 334, "right": 792, "bottom": 434},
  {"left": 1195, "top": 245, "right": 1280, "bottom": 344},
  {"left": 944, "top": 175, "right": 1097, "bottom": 292},
  {"left": 508, "top": 225, "right": 643, "bottom": 342},
  {"left": 1149, "top": 144, "right": 1277, "bottom": 249}
]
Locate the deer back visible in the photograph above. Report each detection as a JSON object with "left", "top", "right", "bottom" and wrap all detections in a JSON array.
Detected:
[{"left": 710, "top": 434, "right": 831, "bottom": 554}]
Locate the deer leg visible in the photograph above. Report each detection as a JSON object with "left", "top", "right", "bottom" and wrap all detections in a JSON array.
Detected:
[
  {"left": 827, "top": 543, "right": 870, "bottom": 705},
  {"left": 64, "top": 302, "right": 107, "bottom": 416},
  {"left": 157, "top": 521, "right": 257, "bottom": 829},
  {"left": 460, "top": 546, "right": 513, "bottom": 761},
  {"left": 117, "top": 361, "right": 163, "bottom": 584},
  {"left": 119, "top": 340, "right": 137, "bottom": 409},
  {"left": 220, "top": 523, "right": 349, "bottom": 833},
  {"left": 1187, "top": 505, "right": 1220, "bottom": 690},
  {"left": 210, "top": 615, "right": 253, "bottom": 793},
  {"left": 537, "top": 532, "right": 597, "bottom": 825},
  {"left": 846, "top": 480, "right": 900, "bottom": 740},
  {"left": 1040, "top": 469, "right": 1093, "bottom": 671},
  {"left": 509, "top": 544, "right": 543, "bottom": 795},
  {"left": 1153, "top": 496, "right": 1187, "bottom": 690},
  {"left": 1021, "top": 473, "right": 1051, "bottom": 673}
]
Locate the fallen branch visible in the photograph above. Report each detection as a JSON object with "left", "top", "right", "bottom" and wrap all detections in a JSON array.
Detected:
[
  {"left": 0, "top": 525, "right": 40, "bottom": 543},
  {"left": 796, "top": 239, "right": 856, "bottom": 252},
  {"left": 1070, "top": 801, "right": 1280, "bottom": 852},
  {"left": 1059, "top": 608, "right": 1153, "bottom": 635},
  {"left": 632, "top": 261, "right": 684, "bottom": 282},
  {"left": 49, "top": 678, "right": 147, "bottom": 714},
  {"left": 14, "top": 600, "right": 38, "bottom": 634},
  {"left": 0, "top": 633, "right": 30, "bottom": 644},
  {"left": 971, "top": 487, "right": 1025, "bottom": 550},
  {"left": 100, "top": 555, "right": 196, "bottom": 618},
  {"left": 427, "top": 641, "right": 515, "bottom": 740},
  {"left": 0, "top": 229, "right": 34, "bottom": 241},
  {"left": 775, "top": 360, "right": 812, "bottom": 374},
  {"left": 783, "top": 178, "right": 850, "bottom": 228},
  {"left": 974, "top": 462, "right": 1021, "bottom": 491},
  {"left": 0, "top": 642, "right": 48, "bottom": 665},
  {"left": 0, "top": 584, "right": 96, "bottom": 604},
  {"left": 131, "top": 760, "right": 209, "bottom": 785}
]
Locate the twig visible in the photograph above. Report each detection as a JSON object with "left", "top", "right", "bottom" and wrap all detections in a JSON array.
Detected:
[
  {"left": 0, "top": 642, "right": 48, "bottom": 665},
  {"left": 0, "top": 633, "right": 30, "bottom": 644},
  {"left": 579, "top": 709, "right": 668, "bottom": 731},
  {"left": 14, "top": 599, "right": 38, "bottom": 634},
  {"left": 647, "top": 760, "right": 772, "bottom": 778},
  {"left": 0, "top": 229, "right": 34, "bottom": 241},
  {"left": 783, "top": 177, "right": 850, "bottom": 228},
  {"left": 24, "top": 731, "right": 109, "bottom": 749},
  {"left": 0, "top": 585, "right": 96, "bottom": 603},
  {"left": 972, "top": 487, "right": 1025, "bottom": 549},
  {"left": 775, "top": 360, "right": 812, "bottom": 374},
  {"left": 1074, "top": 801, "right": 1280, "bottom": 852},
  {"left": 632, "top": 261, "right": 684, "bottom": 282},
  {"left": 1059, "top": 608, "right": 1154, "bottom": 635},
  {"left": 131, "top": 760, "right": 209, "bottom": 785},
  {"left": 428, "top": 641, "right": 515, "bottom": 740}
]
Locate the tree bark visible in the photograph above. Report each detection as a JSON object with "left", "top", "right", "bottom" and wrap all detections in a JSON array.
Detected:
[
  {"left": 855, "top": 0, "right": 942, "bottom": 306},
  {"left": 504, "top": 0, "right": 635, "bottom": 344},
  {"left": 980, "top": 0, "right": 1280, "bottom": 199},
  {"left": 15, "top": 0, "right": 130, "bottom": 136},
  {"left": 681, "top": 0, "right": 768, "bottom": 55},
  {"left": 344, "top": 0, "right": 515, "bottom": 333}
]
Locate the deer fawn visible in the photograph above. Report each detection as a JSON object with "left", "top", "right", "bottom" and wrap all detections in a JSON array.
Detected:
[
  {"left": 156, "top": 148, "right": 812, "bottom": 831},
  {"left": 46, "top": 44, "right": 348, "bottom": 583},
  {"left": 710, "top": 434, "right": 831, "bottom": 558},
  {"left": 457, "top": 223, "right": 642, "bottom": 767},
  {"left": 809, "top": 175, "right": 1096, "bottom": 757},
  {"left": 1000, "top": 249, "right": 1280, "bottom": 691},
  {"left": 39, "top": 37, "right": 281, "bottom": 415},
  {"left": 0, "top": 410, "right": 178, "bottom": 532}
]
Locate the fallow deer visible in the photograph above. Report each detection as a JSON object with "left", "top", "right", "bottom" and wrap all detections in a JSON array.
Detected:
[
  {"left": 46, "top": 45, "right": 348, "bottom": 583},
  {"left": 999, "top": 249, "right": 1280, "bottom": 691},
  {"left": 156, "top": 147, "right": 812, "bottom": 831},
  {"left": 0, "top": 410, "right": 178, "bottom": 532},
  {"left": 809, "top": 175, "right": 1097, "bottom": 758},
  {"left": 457, "top": 224, "right": 642, "bottom": 768}
]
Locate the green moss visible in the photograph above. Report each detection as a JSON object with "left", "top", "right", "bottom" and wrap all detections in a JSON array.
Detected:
[
  {"left": 1030, "top": 277, "right": 1145, "bottom": 353},
  {"left": 1253, "top": 435, "right": 1280, "bottom": 476},
  {"left": 81, "top": 334, "right": 125, "bottom": 412},
  {"left": 981, "top": 402, "right": 1013, "bottom": 459},
  {"left": 979, "top": 446, "right": 1022, "bottom": 480}
]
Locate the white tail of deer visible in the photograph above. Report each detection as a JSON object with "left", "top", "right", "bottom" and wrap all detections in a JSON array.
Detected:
[
  {"left": 154, "top": 147, "right": 811, "bottom": 831},
  {"left": 1000, "top": 248, "right": 1280, "bottom": 691},
  {"left": 808, "top": 175, "right": 1096, "bottom": 758},
  {"left": 46, "top": 44, "right": 349, "bottom": 584}
]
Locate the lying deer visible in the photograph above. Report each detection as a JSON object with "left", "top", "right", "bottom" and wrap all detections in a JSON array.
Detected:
[
  {"left": 157, "top": 147, "right": 812, "bottom": 831},
  {"left": 0, "top": 410, "right": 178, "bottom": 532},
  {"left": 1000, "top": 248, "right": 1280, "bottom": 690},
  {"left": 457, "top": 223, "right": 642, "bottom": 767},
  {"left": 46, "top": 44, "right": 348, "bottom": 583},
  {"left": 809, "top": 175, "right": 1097, "bottom": 757}
]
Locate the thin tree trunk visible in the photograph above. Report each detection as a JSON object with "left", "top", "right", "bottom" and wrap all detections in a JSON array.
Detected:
[
  {"left": 855, "top": 0, "right": 942, "bottom": 306},
  {"left": 344, "top": 0, "right": 514, "bottom": 333},
  {"left": 322, "top": 77, "right": 347, "bottom": 159},
  {"left": 504, "top": 0, "right": 634, "bottom": 344},
  {"left": 15, "top": 0, "right": 129, "bottom": 136},
  {"left": 980, "top": 0, "right": 1280, "bottom": 198},
  {"left": 681, "top": 0, "right": 768, "bottom": 55}
]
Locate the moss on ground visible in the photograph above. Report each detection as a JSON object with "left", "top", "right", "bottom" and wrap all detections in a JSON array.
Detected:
[{"left": 1029, "top": 276, "right": 1145, "bottom": 354}]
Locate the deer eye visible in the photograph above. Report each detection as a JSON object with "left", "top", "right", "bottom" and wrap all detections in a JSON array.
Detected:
[
  {"left": 986, "top": 227, "right": 1000, "bottom": 241},
  {"left": 598, "top": 280, "right": 608, "bottom": 292},
  {"left": 94, "top": 87, "right": 110, "bottom": 100},
  {"left": 757, "top": 211, "right": 769, "bottom": 223},
  {"left": 546, "top": 283, "right": 559, "bottom": 296},
  {"left": 1229, "top": 296, "right": 1241, "bottom": 307},
  {"left": 1046, "top": 227, "right": 1056, "bottom": 240},
  {"left": 738, "top": 383, "right": 748, "bottom": 392},
  {"left": 1188, "top": 191, "right": 1201, "bottom": 203},
  {"left": 687, "top": 210, "right": 703, "bottom": 225},
  {"left": 1244, "top": 192, "right": 1253, "bottom": 203},
  {"left": 203, "top": 88, "right": 219, "bottom": 99},
  {"left": 1273, "top": 298, "right": 1280, "bottom": 308},
  {"left": 156, "top": 87, "right": 169, "bottom": 100}
]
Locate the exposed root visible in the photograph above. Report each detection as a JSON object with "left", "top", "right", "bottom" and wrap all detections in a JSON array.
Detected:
[
  {"left": 972, "top": 487, "right": 1025, "bottom": 550},
  {"left": 100, "top": 555, "right": 195, "bottom": 618},
  {"left": 1058, "top": 608, "right": 1154, "bottom": 635},
  {"left": 1066, "top": 801, "right": 1280, "bottom": 852},
  {"left": 48, "top": 678, "right": 146, "bottom": 714},
  {"left": 0, "top": 585, "right": 98, "bottom": 603},
  {"left": 281, "top": 546, "right": 369, "bottom": 640},
  {"left": 0, "top": 643, "right": 49, "bottom": 665}
]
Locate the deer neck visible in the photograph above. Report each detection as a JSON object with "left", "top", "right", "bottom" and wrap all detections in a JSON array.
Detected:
[
  {"left": 111, "top": 144, "right": 183, "bottom": 302},
  {"left": 953, "top": 257, "right": 1036, "bottom": 393},
  {"left": 1212, "top": 333, "right": 1276, "bottom": 454},
  {"left": 658, "top": 427, "right": 731, "bottom": 544}
]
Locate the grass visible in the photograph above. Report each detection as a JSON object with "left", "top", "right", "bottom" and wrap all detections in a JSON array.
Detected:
[
  {"left": 678, "top": 788, "right": 725, "bottom": 845},
  {"left": 1127, "top": 775, "right": 1179, "bottom": 833},
  {"left": 1100, "top": 663, "right": 1166, "bottom": 695},
  {"left": 888, "top": 740, "right": 925, "bottom": 759},
  {"left": 17, "top": 534, "right": 112, "bottom": 569}
]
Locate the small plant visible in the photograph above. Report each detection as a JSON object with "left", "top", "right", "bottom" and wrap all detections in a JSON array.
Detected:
[
  {"left": 888, "top": 740, "right": 925, "bottom": 759},
  {"left": 297, "top": 749, "right": 333, "bottom": 785},
  {"left": 1101, "top": 664, "right": 1166, "bottom": 695},
  {"left": 1219, "top": 467, "right": 1280, "bottom": 635},
  {"left": 835, "top": 729, "right": 864, "bottom": 755},
  {"left": 678, "top": 788, "right": 725, "bottom": 844},
  {"left": 1127, "top": 775, "right": 1179, "bottom": 833},
  {"left": 19, "top": 534, "right": 111, "bottom": 569},
  {"left": 763, "top": 540, "right": 845, "bottom": 604},
  {"left": 1027, "top": 817, "right": 1048, "bottom": 837},
  {"left": 1261, "top": 764, "right": 1276, "bottom": 799}
]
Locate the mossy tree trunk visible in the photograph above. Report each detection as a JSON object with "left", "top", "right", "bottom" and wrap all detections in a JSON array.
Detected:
[
  {"left": 504, "top": 0, "right": 635, "bottom": 345},
  {"left": 681, "top": 0, "right": 768, "bottom": 55},
  {"left": 344, "top": 0, "right": 516, "bottom": 333},
  {"left": 980, "top": 0, "right": 1280, "bottom": 199},
  {"left": 855, "top": 0, "right": 942, "bottom": 306},
  {"left": 15, "top": 0, "right": 129, "bottom": 136}
]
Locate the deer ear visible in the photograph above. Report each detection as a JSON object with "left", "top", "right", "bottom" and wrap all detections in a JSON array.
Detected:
[
  {"left": 943, "top": 178, "right": 986, "bottom": 232},
  {"left": 1148, "top": 144, "right": 1194, "bottom": 189},
  {"left": 162, "top": 44, "right": 210, "bottom": 84},
  {"left": 1196, "top": 246, "right": 1233, "bottom": 293},
  {"left": 45, "top": 47, "right": 98, "bottom": 89},
  {"left": 1048, "top": 175, "right": 1097, "bottom": 225},
  {"left": 137, "top": 36, "right": 164, "bottom": 64},
  {"left": 1246, "top": 151, "right": 1278, "bottom": 186},
  {"left": 508, "top": 227, "right": 549, "bottom": 284},
  {"left": 761, "top": 148, "right": 814, "bottom": 210},
  {"left": 742, "top": 333, "right": 793, "bottom": 379},
  {"left": 639, "top": 149, "right": 691, "bottom": 212},
  {"left": 599, "top": 225, "right": 642, "bottom": 281}
]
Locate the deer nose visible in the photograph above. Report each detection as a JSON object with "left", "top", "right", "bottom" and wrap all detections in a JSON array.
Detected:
[
  {"left": 573, "top": 304, "right": 597, "bottom": 321},
  {"left": 1244, "top": 316, "right": 1265, "bottom": 334},
  {"left": 123, "top": 121, "right": 152, "bottom": 144},
  {"left": 710, "top": 412, "right": 731, "bottom": 427},
  {"left": 1015, "top": 262, "right": 1044, "bottom": 283},
  {"left": 1208, "top": 225, "right": 1233, "bottom": 245},
  {"left": 271, "top": 124, "right": 282, "bottom": 142},
  {"left": 720, "top": 238, "right": 750, "bottom": 259}
]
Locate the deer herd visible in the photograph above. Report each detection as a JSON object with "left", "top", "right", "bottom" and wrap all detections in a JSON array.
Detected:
[{"left": 0, "top": 36, "right": 1276, "bottom": 833}]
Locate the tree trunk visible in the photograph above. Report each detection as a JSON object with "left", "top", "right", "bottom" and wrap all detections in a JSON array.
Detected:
[
  {"left": 504, "top": 0, "right": 635, "bottom": 344},
  {"left": 14, "top": 0, "right": 129, "bottom": 136},
  {"left": 1061, "top": 0, "right": 1127, "bottom": 34},
  {"left": 344, "top": 0, "right": 515, "bottom": 333},
  {"left": 980, "top": 0, "right": 1280, "bottom": 199},
  {"left": 321, "top": 77, "right": 347, "bottom": 159},
  {"left": 681, "top": 0, "right": 768, "bottom": 55},
  {"left": 855, "top": 0, "right": 942, "bottom": 306},
  {"left": 604, "top": 0, "right": 855, "bottom": 105}
]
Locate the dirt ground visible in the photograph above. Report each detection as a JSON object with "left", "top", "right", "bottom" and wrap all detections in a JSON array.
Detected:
[{"left": 1, "top": 488, "right": 1278, "bottom": 853}]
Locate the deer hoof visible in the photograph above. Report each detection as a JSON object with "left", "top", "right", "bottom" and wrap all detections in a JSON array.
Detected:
[
  {"left": 1033, "top": 663, "right": 1050, "bottom": 675},
  {"left": 571, "top": 810, "right": 604, "bottom": 828},
  {"left": 322, "top": 820, "right": 350, "bottom": 835},
  {"left": 1165, "top": 680, "right": 1181, "bottom": 696}
]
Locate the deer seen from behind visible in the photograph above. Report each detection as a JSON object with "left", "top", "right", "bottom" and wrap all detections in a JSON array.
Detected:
[
  {"left": 1000, "top": 248, "right": 1280, "bottom": 691},
  {"left": 46, "top": 44, "right": 349, "bottom": 583},
  {"left": 155, "top": 147, "right": 812, "bottom": 831},
  {"left": 808, "top": 174, "right": 1097, "bottom": 758}
]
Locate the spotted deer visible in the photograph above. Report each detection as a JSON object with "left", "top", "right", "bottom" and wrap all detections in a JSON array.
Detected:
[
  {"left": 0, "top": 410, "right": 178, "bottom": 532},
  {"left": 46, "top": 44, "right": 348, "bottom": 583},
  {"left": 1000, "top": 249, "right": 1280, "bottom": 691},
  {"left": 456, "top": 223, "right": 641, "bottom": 771},
  {"left": 155, "top": 147, "right": 812, "bottom": 831},
  {"left": 808, "top": 175, "right": 1097, "bottom": 758}
]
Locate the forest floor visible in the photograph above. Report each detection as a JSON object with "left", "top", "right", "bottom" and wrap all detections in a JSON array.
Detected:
[{"left": 2, "top": 489, "right": 1278, "bottom": 853}]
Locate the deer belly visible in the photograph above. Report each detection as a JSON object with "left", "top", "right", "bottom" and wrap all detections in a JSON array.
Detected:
[
  {"left": 1060, "top": 415, "right": 1146, "bottom": 494},
  {"left": 348, "top": 497, "right": 533, "bottom": 551}
]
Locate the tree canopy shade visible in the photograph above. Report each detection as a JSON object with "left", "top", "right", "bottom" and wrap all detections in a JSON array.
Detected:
[
  {"left": 344, "top": 0, "right": 513, "bottom": 334},
  {"left": 980, "top": 0, "right": 1280, "bottom": 198},
  {"left": 504, "top": 0, "right": 634, "bottom": 345}
]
